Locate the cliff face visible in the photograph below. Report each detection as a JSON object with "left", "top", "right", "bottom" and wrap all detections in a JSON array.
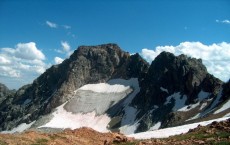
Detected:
[
  {"left": 131, "top": 52, "right": 223, "bottom": 132},
  {"left": 0, "top": 83, "right": 15, "bottom": 104},
  {"left": 133, "top": 52, "right": 222, "bottom": 107}
]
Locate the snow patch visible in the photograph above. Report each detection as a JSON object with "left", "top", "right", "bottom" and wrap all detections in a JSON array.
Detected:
[
  {"left": 178, "top": 102, "right": 199, "bottom": 112},
  {"left": 119, "top": 78, "right": 140, "bottom": 134},
  {"left": 224, "top": 112, "right": 230, "bottom": 117},
  {"left": 128, "top": 117, "right": 230, "bottom": 139},
  {"left": 214, "top": 99, "right": 230, "bottom": 114},
  {"left": 198, "top": 90, "right": 210, "bottom": 100},
  {"left": 39, "top": 78, "right": 140, "bottom": 134},
  {"left": 149, "top": 122, "right": 161, "bottom": 131},
  {"left": 1, "top": 121, "right": 35, "bottom": 134},
  {"left": 201, "top": 87, "right": 223, "bottom": 116},
  {"left": 39, "top": 103, "right": 111, "bottom": 132},
  {"left": 164, "top": 92, "right": 187, "bottom": 111},
  {"left": 200, "top": 102, "right": 208, "bottom": 110},
  {"left": 79, "top": 82, "right": 130, "bottom": 93},
  {"left": 177, "top": 90, "right": 210, "bottom": 112},
  {"left": 160, "top": 87, "right": 168, "bottom": 93},
  {"left": 119, "top": 122, "right": 140, "bottom": 135},
  {"left": 186, "top": 113, "right": 200, "bottom": 121}
]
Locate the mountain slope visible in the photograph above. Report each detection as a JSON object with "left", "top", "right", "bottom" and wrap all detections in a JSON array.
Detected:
[
  {"left": 0, "top": 117, "right": 229, "bottom": 145},
  {"left": 0, "top": 44, "right": 149, "bottom": 131},
  {"left": 0, "top": 44, "right": 229, "bottom": 135},
  {"left": 130, "top": 52, "right": 228, "bottom": 132}
]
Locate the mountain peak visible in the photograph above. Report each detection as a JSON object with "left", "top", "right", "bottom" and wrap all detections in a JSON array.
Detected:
[
  {"left": 0, "top": 44, "right": 228, "bottom": 135},
  {"left": 0, "top": 43, "right": 149, "bottom": 131}
]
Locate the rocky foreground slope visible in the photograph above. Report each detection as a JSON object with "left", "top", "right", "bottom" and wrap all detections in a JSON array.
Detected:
[
  {"left": 0, "top": 118, "right": 229, "bottom": 145},
  {"left": 0, "top": 43, "right": 229, "bottom": 134}
]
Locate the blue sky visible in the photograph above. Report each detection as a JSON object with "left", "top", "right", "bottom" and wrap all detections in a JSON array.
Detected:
[{"left": 0, "top": 0, "right": 230, "bottom": 89}]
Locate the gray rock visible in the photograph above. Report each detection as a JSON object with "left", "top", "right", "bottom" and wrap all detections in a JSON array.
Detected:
[{"left": 132, "top": 51, "right": 224, "bottom": 132}]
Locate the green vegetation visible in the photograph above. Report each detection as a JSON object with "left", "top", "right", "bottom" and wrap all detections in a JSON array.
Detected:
[
  {"left": 213, "top": 141, "right": 230, "bottom": 145},
  {"left": 31, "top": 138, "right": 48, "bottom": 145},
  {"left": 0, "top": 140, "right": 7, "bottom": 145}
]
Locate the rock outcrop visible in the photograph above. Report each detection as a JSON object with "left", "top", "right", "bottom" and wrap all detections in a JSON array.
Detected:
[
  {"left": 0, "top": 83, "right": 15, "bottom": 104},
  {"left": 132, "top": 52, "right": 223, "bottom": 132}
]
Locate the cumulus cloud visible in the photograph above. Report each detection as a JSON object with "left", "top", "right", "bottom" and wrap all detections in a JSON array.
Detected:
[
  {"left": 54, "top": 57, "right": 64, "bottom": 64},
  {"left": 216, "top": 19, "right": 230, "bottom": 24},
  {"left": 3, "top": 42, "right": 45, "bottom": 60},
  {"left": 46, "top": 20, "right": 58, "bottom": 28},
  {"left": 141, "top": 42, "right": 230, "bottom": 82},
  {"left": 0, "top": 42, "right": 48, "bottom": 89}
]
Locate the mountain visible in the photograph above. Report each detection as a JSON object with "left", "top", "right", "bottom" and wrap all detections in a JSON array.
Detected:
[
  {"left": 0, "top": 83, "right": 15, "bottom": 104},
  {"left": 0, "top": 43, "right": 229, "bottom": 134},
  {"left": 131, "top": 52, "right": 224, "bottom": 132},
  {"left": 0, "top": 44, "right": 149, "bottom": 131}
]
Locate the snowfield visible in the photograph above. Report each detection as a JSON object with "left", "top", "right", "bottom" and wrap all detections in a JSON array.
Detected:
[
  {"left": 164, "top": 92, "right": 187, "bottom": 111},
  {"left": 214, "top": 99, "right": 230, "bottom": 114},
  {"left": 39, "top": 103, "right": 111, "bottom": 132},
  {"left": 38, "top": 78, "right": 140, "bottom": 134},
  {"left": 1, "top": 121, "right": 35, "bottom": 134},
  {"left": 79, "top": 82, "right": 130, "bottom": 93},
  {"left": 128, "top": 116, "right": 230, "bottom": 139}
]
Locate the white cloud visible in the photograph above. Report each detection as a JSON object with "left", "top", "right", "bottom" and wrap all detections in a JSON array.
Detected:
[
  {"left": 46, "top": 20, "right": 58, "bottom": 28},
  {"left": 0, "top": 55, "right": 11, "bottom": 64},
  {"left": 54, "top": 57, "right": 64, "bottom": 64},
  {"left": 222, "top": 20, "right": 230, "bottom": 24},
  {"left": 45, "top": 21, "right": 72, "bottom": 29},
  {"left": 141, "top": 42, "right": 230, "bottom": 82},
  {"left": 61, "top": 41, "right": 70, "bottom": 52},
  {"left": 216, "top": 19, "right": 230, "bottom": 24},
  {"left": 0, "top": 66, "right": 20, "bottom": 78},
  {"left": 63, "top": 25, "right": 71, "bottom": 29},
  {"left": 0, "top": 42, "right": 48, "bottom": 89},
  {"left": 56, "top": 41, "right": 73, "bottom": 57},
  {"left": 2, "top": 42, "right": 45, "bottom": 60}
]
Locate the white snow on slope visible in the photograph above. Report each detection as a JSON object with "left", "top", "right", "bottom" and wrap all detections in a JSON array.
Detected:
[
  {"left": 200, "top": 102, "right": 208, "bottom": 110},
  {"left": 128, "top": 117, "right": 230, "bottom": 139},
  {"left": 178, "top": 90, "right": 210, "bottom": 112},
  {"left": 39, "top": 103, "right": 111, "bottom": 132},
  {"left": 39, "top": 78, "right": 140, "bottom": 134},
  {"left": 224, "top": 112, "right": 230, "bottom": 117},
  {"left": 178, "top": 102, "right": 200, "bottom": 112},
  {"left": 149, "top": 122, "right": 161, "bottom": 131},
  {"left": 214, "top": 99, "right": 230, "bottom": 114},
  {"left": 164, "top": 92, "right": 187, "bottom": 111},
  {"left": 1, "top": 121, "right": 35, "bottom": 134},
  {"left": 186, "top": 113, "right": 201, "bottom": 121},
  {"left": 201, "top": 87, "right": 223, "bottom": 116},
  {"left": 118, "top": 78, "right": 141, "bottom": 134},
  {"left": 79, "top": 82, "right": 130, "bottom": 93},
  {"left": 198, "top": 90, "right": 210, "bottom": 100},
  {"left": 160, "top": 87, "right": 168, "bottom": 93}
]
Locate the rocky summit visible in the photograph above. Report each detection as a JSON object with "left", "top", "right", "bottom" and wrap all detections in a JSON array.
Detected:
[
  {"left": 0, "top": 44, "right": 149, "bottom": 131},
  {"left": 0, "top": 43, "right": 229, "bottom": 135}
]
